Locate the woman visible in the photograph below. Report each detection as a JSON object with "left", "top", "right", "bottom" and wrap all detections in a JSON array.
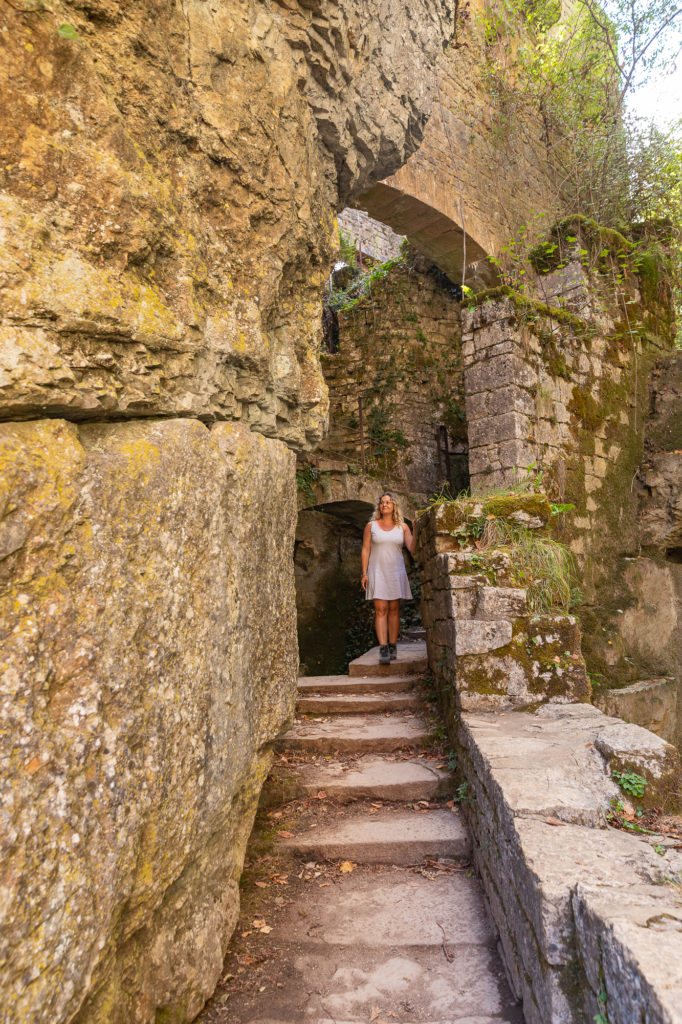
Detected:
[{"left": 361, "top": 492, "right": 416, "bottom": 665}]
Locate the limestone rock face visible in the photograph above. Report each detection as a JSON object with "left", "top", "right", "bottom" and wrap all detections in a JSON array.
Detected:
[
  {"left": 0, "top": 0, "right": 454, "bottom": 447},
  {"left": 0, "top": 419, "right": 297, "bottom": 1023}
]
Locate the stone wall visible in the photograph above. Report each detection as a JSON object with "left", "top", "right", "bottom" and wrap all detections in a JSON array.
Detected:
[
  {"left": 0, "top": 1, "right": 458, "bottom": 1021},
  {"left": 337, "top": 209, "right": 404, "bottom": 263},
  {"left": 357, "top": 0, "right": 562, "bottom": 281},
  {"left": 456, "top": 706, "right": 682, "bottom": 1024},
  {"left": 318, "top": 256, "right": 466, "bottom": 500},
  {"left": 458, "top": 243, "right": 677, "bottom": 718},
  {"left": 416, "top": 495, "right": 591, "bottom": 710}
]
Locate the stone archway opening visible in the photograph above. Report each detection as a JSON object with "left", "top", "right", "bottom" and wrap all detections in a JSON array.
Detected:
[{"left": 294, "top": 498, "right": 421, "bottom": 676}]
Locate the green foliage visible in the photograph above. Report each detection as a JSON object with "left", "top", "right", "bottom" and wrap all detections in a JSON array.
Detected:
[
  {"left": 58, "top": 23, "right": 79, "bottom": 38},
  {"left": 295, "top": 466, "right": 319, "bottom": 504},
  {"left": 454, "top": 781, "right": 470, "bottom": 803},
  {"left": 486, "top": 520, "right": 580, "bottom": 613},
  {"left": 476, "top": 0, "right": 682, "bottom": 329},
  {"left": 338, "top": 229, "right": 358, "bottom": 266},
  {"left": 612, "top": 767, "right": 647, "bottom": 798}
]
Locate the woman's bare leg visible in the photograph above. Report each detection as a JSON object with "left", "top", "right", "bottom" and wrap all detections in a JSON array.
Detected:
[
  {"left": 388, "top": 600, "right": 400, "bottom": 644},
  {"left": 374, "top": 599, "right": 388, "bottom": 644}
]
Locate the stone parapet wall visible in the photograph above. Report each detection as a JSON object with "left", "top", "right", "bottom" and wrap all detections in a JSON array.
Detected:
[
  {"left": 456, "top": 706, "right": 682, "bottom": 1024},
  {"left": 459, "top": 259, "right": 678, "bottom": 710},
  {"left": 416, "top": 497, "right": 591, "bottom": 709}
]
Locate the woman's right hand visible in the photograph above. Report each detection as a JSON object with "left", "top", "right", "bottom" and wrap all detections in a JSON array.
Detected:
[{"left": 361, "top": 573, "right": 369, "bottom": 591}]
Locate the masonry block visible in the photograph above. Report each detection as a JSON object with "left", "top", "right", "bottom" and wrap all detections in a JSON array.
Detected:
[{"left": 454, "top": 620, "right": 512, "bottom": 655}]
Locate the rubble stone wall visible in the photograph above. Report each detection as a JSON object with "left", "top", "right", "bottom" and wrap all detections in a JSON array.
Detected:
[
  {"left": 318, "top": 258, "right": 466, "bottom": 499},
  {"left": 337, "top": 209, "right": 404, "bottom": 263}
]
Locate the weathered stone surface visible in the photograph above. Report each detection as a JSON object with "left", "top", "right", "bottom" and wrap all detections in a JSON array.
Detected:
[
  {"left": 282, "top": 808, "right": 470, "bottom": 865},
  {"left": 475, "top": 587, "right": 527, "bottom": 620},
  {"left": 573, "top": 884, "right": 682, "bottom": 1024},
  {"left": 0, "top": 0, "right": 454, "bottom": 447},
  {"left": 278, "top": 713, "right": 429, "bottom": 753},
  {"left": 594, "top": 677, "right": 678, "bottom": 745},
  {"left": 455, "top": 706, "right": 682, "bottom": 1024},
  {"left": 454, "top": 619, "right": 513, "bottom": 656},
  {"left": 594, "top": 719, "right": 682, "bottom": 811},
  {"left": 460, "top": 705, "right": 622, "bottom": 826},
  {"left": 0, "top": 419, "right": 297, "bottom": 1024}
]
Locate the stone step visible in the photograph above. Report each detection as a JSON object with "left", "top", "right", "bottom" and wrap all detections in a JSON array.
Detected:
[
  {"left": 348, "top": 640, "right": 428, "bottom": 678},
  {"left": 271, "top": 871, "right": 495, "bottom": 947},
  {"left": 278, "top": 713, "right": 430, "bottom": 754},
  {"left": 282, "top": 808, "right": 470, "bottom": 865},
  {"left": 243, "top": 942, "right": 522, "bottom": 1023},
  {"left": 298, "top": 674, "right": 417, "bottom": 694},
  {"left": 296, "top": 691, "right": 419, "bottom": 715},
  {"left": 293, "top": 755, "right": 451, "bottom": 802}
]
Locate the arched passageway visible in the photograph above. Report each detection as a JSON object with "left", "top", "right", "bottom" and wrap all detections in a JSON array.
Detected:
[
  {"left": 295, "top": 499, "right": 420, "bottom": 676},
  {"left": 356, "top": 182, "right": 493, "bottom": 287}
]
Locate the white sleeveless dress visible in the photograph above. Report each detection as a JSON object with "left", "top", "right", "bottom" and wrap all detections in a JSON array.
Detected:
[{"left": 366, "top": 521, "right": 413, "bottom": 601}]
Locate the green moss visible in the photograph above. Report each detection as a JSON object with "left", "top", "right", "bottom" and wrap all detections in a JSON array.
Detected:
[
  {"left": 568, "top": 386, "right": 605, "bottom": 432},
  {"left": 470, "top": 284, "right": 592, "bottom": 334}
]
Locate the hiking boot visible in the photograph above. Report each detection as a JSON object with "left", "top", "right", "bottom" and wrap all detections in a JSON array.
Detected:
[
  {"left": 388, "top": 643, "right": 397, "bottom": 661},
  {"left": 379, "top": 645, "right": 391, "bottom": 665}
]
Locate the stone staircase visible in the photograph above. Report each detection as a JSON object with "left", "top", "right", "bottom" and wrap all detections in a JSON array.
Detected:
[{"left": 204, "top": 640, "right": 525, "bottom": 1023}]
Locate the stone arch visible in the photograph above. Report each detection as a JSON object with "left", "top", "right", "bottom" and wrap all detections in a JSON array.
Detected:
[
  {"left": 294, "top": 490, "right": 419, "bottom": 676},
  {"left": 357, "top": 180, "right": 491, "bottom": 287}
]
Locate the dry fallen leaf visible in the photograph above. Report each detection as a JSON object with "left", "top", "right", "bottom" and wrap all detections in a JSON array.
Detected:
[
  {"left": 339, "top": 861, "right": 355, "bottom": 873},
  {"left": 255, "top": 881, "right": 269, "bottom": 888},
  {"left": 252, "top": 918, "right": 266, "bottom": 928},
  {"left": 316, "top": 791, "right": 327, "bottom": 800},
  {"left": 546, "top": 817, "right": 567, "bottom": 827},
  {"left": 277, "top": 830, "right": 294, "bottom": 838},
  {"left": 259, "top": 925, "right": 272, "bottom": 934},
  {"left": 370, "top": 1009, "right": 381, "bottom": 1022}
]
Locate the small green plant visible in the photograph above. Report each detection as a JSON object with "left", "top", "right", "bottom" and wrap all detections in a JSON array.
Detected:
[
  {"left": 594, "top": 1012, "right": 609, "bottom": 1024},
  {"left": 654, "top": 843, "right": 665, "bottom": 856},
  {"left": 295, "top": 466, "right": 319, "bottom": 504},
  {"left": 454, "top": 781, "right": 470, "bottom": 803},
  {"left": 612, "top": 768, "right": 647, "bottom": 799},
  {"left": 338, "top": 229, "right": 358, "bottom": 266}
]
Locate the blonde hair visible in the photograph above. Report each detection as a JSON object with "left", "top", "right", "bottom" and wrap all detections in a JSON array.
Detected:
[{"left": 372, "top": 492, "right": 404, "bottom": 526}]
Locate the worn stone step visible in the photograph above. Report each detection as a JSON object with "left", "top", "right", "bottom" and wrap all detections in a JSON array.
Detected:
[
  {"left": 271, "top": 871, "right": 495, "bottom": 947},
  {"left": 242, "top": 940, "right": 523, "bottom": 1023},
  {"left": 293, "top": 755, "right": 452, "bottom": 802},
  {"left": 282, "top": 808, "right": 470, "bottom": 865},
  {"left": 348, "top": 640, "right": 428, "bottom": 678},
  {"left": 298, "top": 674, "right": 417, "bottom": 694},
  {"left": 278, "top": 713, "right": 430, "bottom": 754},
  {"left": 296, "top": 691, "right": 420, "bottom": 715}
]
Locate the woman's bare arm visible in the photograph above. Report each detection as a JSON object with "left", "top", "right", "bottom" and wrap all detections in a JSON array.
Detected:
[
  {"left": 361, "top": 522, "right": 372, "bottom": 589},
  {"left": 403, "top": 522, "right": 416, "bottom": 555}
]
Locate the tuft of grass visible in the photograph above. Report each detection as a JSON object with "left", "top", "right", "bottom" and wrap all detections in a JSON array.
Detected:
[{"left": 479, "top": 517, "right": 578, "bottom": 613}]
